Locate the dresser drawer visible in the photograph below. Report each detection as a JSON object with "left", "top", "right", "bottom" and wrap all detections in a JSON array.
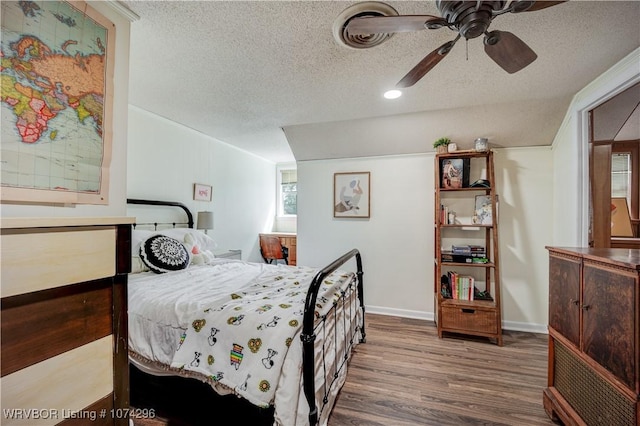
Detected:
[
  {"left": 1, "top": 227, "right": 116, "bottom": 297},
  {"left": 441, "top": 305, "right": 498, "bottom": 334}
]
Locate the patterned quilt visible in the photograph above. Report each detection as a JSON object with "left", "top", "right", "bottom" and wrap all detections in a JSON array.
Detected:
[{"left": 166, "top": 262, "right": 355, "bottom": 408}]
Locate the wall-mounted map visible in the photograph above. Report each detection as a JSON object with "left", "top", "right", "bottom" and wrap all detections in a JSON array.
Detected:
[{"left": 1, "top": 0, "right": 114, "bottom": 204}]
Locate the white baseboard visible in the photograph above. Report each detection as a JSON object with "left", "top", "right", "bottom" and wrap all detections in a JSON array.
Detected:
[
  {"left": 364, "top": 305, "right": 548, "bottom": 334},
  {"left": 502, "top": 320, "right": 548, "bottom": 334},
  {"left": 365, "top": 305, "right": 434, "bottom": 322}
]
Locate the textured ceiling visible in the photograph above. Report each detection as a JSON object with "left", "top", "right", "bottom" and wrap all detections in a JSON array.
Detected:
[{"left": 123, "top": 1, "right": 640, "bottom": 163}]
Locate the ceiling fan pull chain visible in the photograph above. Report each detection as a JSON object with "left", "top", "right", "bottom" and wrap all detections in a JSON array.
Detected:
[{"left": 466, "top": 38, "right": 469, "bottom": 61}]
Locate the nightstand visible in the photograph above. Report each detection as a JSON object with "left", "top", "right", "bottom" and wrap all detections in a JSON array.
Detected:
[{"left": 213, "top": 249, "right": 242, "bottom": 260}]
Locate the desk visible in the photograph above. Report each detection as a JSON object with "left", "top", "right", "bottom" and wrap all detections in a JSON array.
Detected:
[
  {"left": 611, "top": 237, "right": 640, "bottom": 249},
  {"left": 259, "top": 233, "right": 297, "bottom": 265}
]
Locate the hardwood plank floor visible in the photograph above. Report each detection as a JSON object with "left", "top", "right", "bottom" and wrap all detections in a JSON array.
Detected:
[
  {"left": 132, "top": 313, "right": 556, "bottom": 426},
  {"left": 328, "top": 313, "right": 555, "bottom": 426}
]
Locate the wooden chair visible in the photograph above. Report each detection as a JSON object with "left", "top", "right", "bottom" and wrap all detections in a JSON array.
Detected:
[{"left": 259, "top": 235, "right": 289, "bottom": 265}]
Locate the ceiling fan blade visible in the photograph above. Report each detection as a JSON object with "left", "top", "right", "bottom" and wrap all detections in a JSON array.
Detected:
[
  {"left": 484, "top": 31, "right": 537, "bottom": 74},
  {"left": 396, "top": 38, "right": 459, "bottom": 88},
  {"left": 346, "top": 15, "right": 447, "bottom": 35},
  {"left": 509, "top": 0, "right": 567, "bottom": 13}
]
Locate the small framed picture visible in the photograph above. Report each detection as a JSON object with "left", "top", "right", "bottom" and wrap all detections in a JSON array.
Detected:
[
  {"left": 193, "top": 183, "right": 212, "bottom": 201},
  {"left": 440, "top": 158, "right": 470, "bottom": 189},
  {"left": 334, "top": 172, "right": 370, "bottom": 218},
  {"left": 473, "top": 195, "right": 495, "bottom": 225}
]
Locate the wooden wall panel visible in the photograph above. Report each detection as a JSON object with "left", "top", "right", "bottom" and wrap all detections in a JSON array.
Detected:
[{"left": 0, "top": 337, "right": 113, "bottom": 426}]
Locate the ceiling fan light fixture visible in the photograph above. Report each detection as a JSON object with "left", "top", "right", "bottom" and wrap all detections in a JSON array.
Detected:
[{"left": 383, "top": 89, "right": 402, "bottom": 99}]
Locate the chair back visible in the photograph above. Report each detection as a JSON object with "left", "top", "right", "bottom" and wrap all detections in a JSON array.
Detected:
[{"left": 259, "top": 235, "right": 288, "bottom": 264}]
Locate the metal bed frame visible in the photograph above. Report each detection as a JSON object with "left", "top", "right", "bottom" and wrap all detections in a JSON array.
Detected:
[{"left": 126, "top": 198, "right": 366, "bottom": 425}]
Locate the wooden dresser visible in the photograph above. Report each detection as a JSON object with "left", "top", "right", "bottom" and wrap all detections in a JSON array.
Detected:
[
  {"left": 544, "top": 247, "right": 640, "bottom": 425},
  {"left": 1, "top": 217, "right": 133, "bottom": 425},
  {"left": 259, "top": 232, "right": 297, "bottom": 265}
]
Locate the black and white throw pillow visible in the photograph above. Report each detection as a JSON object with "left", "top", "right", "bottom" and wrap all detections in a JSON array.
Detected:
[{"left": 140, "top": 235, "right": 191, "bottom": 274}]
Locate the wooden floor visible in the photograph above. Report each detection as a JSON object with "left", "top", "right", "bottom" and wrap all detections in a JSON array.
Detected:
[
  {"left": 328, "top": 313, "right": 556, "bottom": 426},
  {"left": 133, "top": 313, "right": 557, "bottom": 426}
]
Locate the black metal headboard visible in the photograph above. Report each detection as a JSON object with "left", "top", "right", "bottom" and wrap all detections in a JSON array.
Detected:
[{"left": 127, "top": 198, "right": 194, "bottom": 229}]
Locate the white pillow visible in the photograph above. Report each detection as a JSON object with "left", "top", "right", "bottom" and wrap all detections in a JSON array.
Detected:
[
  {"left": 131, "top": 229, "right": 155, "bottom": 273},
  {"left": 156, "top": 228, "right": 218, "bottom": 251}
]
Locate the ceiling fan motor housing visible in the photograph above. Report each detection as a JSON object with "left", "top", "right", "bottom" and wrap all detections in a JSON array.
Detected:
[{"left": 436, "top": 0, "right": 505, "bottom": 39}]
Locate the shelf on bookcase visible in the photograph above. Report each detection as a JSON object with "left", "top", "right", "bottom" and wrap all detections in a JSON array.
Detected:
[
  {"left": 440, "top": 261, "right": 496, "bottom": 267},
  {"left": 438, "top": 187, "right": 492, "bottom": 192},
  {"left": 439, "top": 224, "right": 493, "bottom": 228}
]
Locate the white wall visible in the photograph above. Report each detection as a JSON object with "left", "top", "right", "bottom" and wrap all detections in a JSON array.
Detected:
[
  {"left": 298, "top": 155, "right": 433, "bottom": 317},
  {"left": 1, "top": 3, "right": 131, "bottom": 218},
  {"left": 297, "top": 147, "right": 553, "bottom": 332},
  {"left": 494, "top": 148, "right": 553, "bottom": 330},
  {"left": 127, "top": 106, "right": 275, "bottom": 262}
]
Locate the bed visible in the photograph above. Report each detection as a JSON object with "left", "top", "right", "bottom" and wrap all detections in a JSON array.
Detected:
[{"left": 126, "top": 199, "right": 366, "bottom": 425}]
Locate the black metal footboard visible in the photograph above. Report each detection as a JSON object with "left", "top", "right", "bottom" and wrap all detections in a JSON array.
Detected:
[{"left": 301, "top": 249, "right": 366, "bottom": 425}]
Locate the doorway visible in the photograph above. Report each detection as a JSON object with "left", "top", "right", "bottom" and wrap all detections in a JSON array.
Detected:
[{"left": 589, "top": 82, "right": 640, "bottom": 247}]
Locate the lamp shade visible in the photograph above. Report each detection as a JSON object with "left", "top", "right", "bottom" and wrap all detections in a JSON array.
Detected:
[{"left": 197, "top": 211, "right": 214, "bottom": 230}]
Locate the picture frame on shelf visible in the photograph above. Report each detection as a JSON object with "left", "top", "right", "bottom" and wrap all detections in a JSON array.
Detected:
[
  {"left": 334, "top": 172, "right": 370, "bottom": 218},
  {"left": 193, "top": 183, "right": 212, "bottom": 201},
  {"left": 473, "top": 194, "right": 496, "bottom": 225},
  {"left": 440, "top": 158, "right": 470, "bottom": 189}
]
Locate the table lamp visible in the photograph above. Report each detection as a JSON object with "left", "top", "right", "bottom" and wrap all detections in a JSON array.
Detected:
[{"left": 197, "top": 211, "right": 214, "bottom": 234}]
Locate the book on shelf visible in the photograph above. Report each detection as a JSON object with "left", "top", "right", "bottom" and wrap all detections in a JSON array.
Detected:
[
  {"left": 442, "top": 272, "right": 494, "bottom": 301},
  {"left": 439, "top": 204, "right": 456, "bottom": 225},
  {"left": 451, "top": 244, "right": 486, "bottom": 254},
  {"left": 441, "top": 250, "right": 488, "bottom": 264},
  {"left": 443, "top": 271, "right": 475, "bottom": 300}
]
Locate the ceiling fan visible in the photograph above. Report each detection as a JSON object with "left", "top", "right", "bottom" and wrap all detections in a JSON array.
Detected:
[{"left": 345, "top": 0, "right": 567, "bottom": 88}]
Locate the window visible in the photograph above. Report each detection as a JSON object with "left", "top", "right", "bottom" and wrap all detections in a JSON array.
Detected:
[
  {"left": 278, "top": 167, "right": 297, "bottom": 216},
  {"left": 612, "top": 142, "right": 639, "bottom": 238},
  {"left": 612, "top": 152, "right": 631, "bottom": 206}
]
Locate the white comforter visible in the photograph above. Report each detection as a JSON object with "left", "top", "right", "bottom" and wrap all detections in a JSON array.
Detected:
[{"left": 128, "top": 258, "right": 361, "bottom": 426}]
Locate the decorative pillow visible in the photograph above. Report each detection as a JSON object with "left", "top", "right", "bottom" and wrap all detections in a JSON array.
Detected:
[
  {"left": 140, "top": 235, "right": 191, "bottom": 274},
  {"left": 183, "top": 232, "right": 215, "bottom": 265}
]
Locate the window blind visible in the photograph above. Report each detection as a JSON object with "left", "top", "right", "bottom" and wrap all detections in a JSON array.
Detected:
[{"left": 281, "top": 170, "right": 297, "bottom": 184}]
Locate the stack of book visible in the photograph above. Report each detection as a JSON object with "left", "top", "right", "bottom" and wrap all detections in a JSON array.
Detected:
[
  {"left": 442, "top": 271, "right": 475, "bottom": 300},
  {"left": 439, "top": 204, "right": 451, "bottom": 224},
  {"left": 441, "top": 245, "right": 488, "bottom": 263}
]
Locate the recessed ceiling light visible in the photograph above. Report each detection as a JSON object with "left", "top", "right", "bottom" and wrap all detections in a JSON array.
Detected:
[{"left": 384, "top": 89, "right": 402, "bottom": 99}]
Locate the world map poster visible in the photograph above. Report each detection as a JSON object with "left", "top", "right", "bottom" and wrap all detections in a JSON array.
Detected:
[{"left": 1, "top": 0, "right": 114, "bottom": 204}]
